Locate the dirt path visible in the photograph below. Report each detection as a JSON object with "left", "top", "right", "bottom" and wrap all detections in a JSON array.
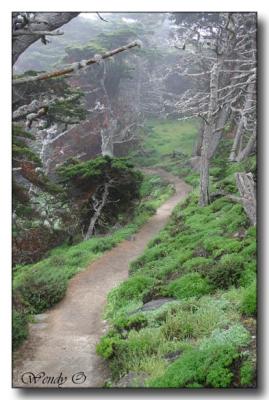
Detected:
[{"left": 13, "top": 169, "right": 191, "bottom": 388}]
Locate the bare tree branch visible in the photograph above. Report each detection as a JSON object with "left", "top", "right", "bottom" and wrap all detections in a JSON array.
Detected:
[
  {"left": 12, "top": 29, "right": 64, "bottom": 37},
  {"left": 13, "top": 40, "right": 141, "bottom": 86}
]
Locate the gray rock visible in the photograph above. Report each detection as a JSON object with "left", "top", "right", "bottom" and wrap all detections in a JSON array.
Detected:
[
  {"left": 129, "top": 298, "right": 176, "bottom": 315},
  {"left": 163, "top": 349, "right": 183, "bottom": 362}
]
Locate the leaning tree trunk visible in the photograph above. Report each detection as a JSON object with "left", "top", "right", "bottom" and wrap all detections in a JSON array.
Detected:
[
  {"left": 229, "top": 82, "right": 255, "bottom": 161},
  {"left": 199, "top": 60, "right": 221, "bottom": 206},
  {"left": 12, "top": 12, "right": 79, "bottom": 65},
  {"left": 84, "top": 183, "right": 110, "bottom": 240},
  {"left": 235, "top": 172, "right": 256, "bottom": 225},
  {"left": 236, "top": 127, "right": 256, "bottom": 162},
  {"left": 209, "top": 105, "right": 229, "bottom": 159}
]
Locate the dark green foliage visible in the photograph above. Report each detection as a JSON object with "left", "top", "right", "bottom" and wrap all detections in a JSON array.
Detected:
[
  {"left": 16, "top": 270, "right": 68, "bottom": 313},
  {"left": 114, "top": 314, "right": 148, "bottom": 332},
  {"left": 59, "top": 156, "right": 138, "bottom": 182},
  {"left": 108, "top": 275, "right": 156, "bottom": 310},
  {"left": 149, "top": 325, "right": 250, "bottom": 388},
  {"left": 183, "top": 257, "right": 214, "bottom": 272},
  {"left": 150, "top": 344, "right": 237, "bottom": 388},
  {"left": 12, "top": 310, "right": 29, "bottom": 350},
  {"left": 58, "top": 156, "right": 143, "bottom": 236},
  {"left": 12, "top": 123, "right": 41, "bottom": 166},
  {"left": 240, "top": 359, "right": 255, "bottom": 386},
  {"left": 12, "top": 144, "right": 42, "bottom": 166},
  {"left": 96, "top": 334, "right": 122, "bottom": 359},
  {"left": 165, "top": 273, "right": 212, "bottom": 299},
  {"left": 240, "top": 282, "right": 256, "bottom": 316},
  {"left": 206, "top": 254, "right": 245, "bottom": 290},
  {"left": 12, "top": 124, "right": 35, "bottom": 140}
]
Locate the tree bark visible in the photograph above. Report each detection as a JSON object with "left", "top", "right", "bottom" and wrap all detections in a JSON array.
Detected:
[
  {"left": 236, "top": 128, "right": 256, "bottom": 162},
  {"left": 192, "top": 122, "right": 204, "bottom": 156},
  {"left": 235, "top": 172, "right": 256, "bottom": 225},
  {"left": 199, "top": 59, "right": 221, "bottom": 206},
  {"left": 84, "top": 183, "right": 110, "bottom": 240},
  {"left": 209, "top": 105, "right": 229, "bottom": 159},
  {"left": 229, "top": 83, "right": 255, "bottom": 161},
  {"left": 12, "top": 12, "right": 79, "bottom": 65}
]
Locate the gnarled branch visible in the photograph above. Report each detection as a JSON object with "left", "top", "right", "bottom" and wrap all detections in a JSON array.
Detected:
[{"left": 13, "top": 40, "right": 141, "bottom": 86}]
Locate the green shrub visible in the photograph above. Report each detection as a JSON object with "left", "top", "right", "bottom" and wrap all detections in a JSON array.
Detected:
[
  {"left": 240, "top": 282, "right": 256, "bottom": 316},
  {"left": 108, "top": 275, "right": 156, "bottom": 312},
  {"left": 96, "top": 334, "right": 121, "bottom": 359},
  {"left": 240, "top": 359, "right": 255, "bottom": 386},
  {"left": 165, "top": 273, "right": 212, "bottom": 299},
  {"left": 114, "top": 314, "right": 148, "bottom": 331},
  {"left": 240, "top": 262, "right": 256, "bottom": 287},
  {"left": 149, "top": 325, "right": 250, "bottom": 388},
  {"left": 149, "top": 343, "right": 237, "bottom": 388},
  {"left": 17, "top": 271, "right": 68, "bottom": 313},
  {"left": 12, "top": 310, "right": 28, "bottom": 350},
  {"left": 161, "top": 310, "right": 195, "bottom": 340},
  {"left": 206, "top": 254, "right": 245, "bottom": 289},
  {"left": 183, "top": 257, "right": 214, "bottom": 272}
]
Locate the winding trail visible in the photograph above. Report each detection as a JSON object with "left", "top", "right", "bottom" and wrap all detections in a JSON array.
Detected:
[{"left": 13, "top": 169, "right": 191, "bottom": 388}]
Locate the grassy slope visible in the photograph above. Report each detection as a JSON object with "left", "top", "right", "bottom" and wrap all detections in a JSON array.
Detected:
[
  {"left": 13, "top": 173, "right": 174, "bottom": 349},
  {"left": 97, "top": 119, "right": 257, "bottom": 388}
]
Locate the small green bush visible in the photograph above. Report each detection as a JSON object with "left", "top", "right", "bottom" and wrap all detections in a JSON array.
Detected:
[
  {"left": 240, "top": 282, "right": 256, "bottom": 316},
  {"left": 165, "top": 273, "right": 212, "bottom": 299},
  {"left": 114, "top": 313, "right": 148, "bottom": 331},
  {"left": 17, "top": 271, "right": 68, "bottom": 313},
  {"left": 96, "top": 334, "right": 121, "bottom": 359},
  {"left": 183, "top": 257, "right": 214, "bottom": 272},
  {"left": 149, "top": 324, "right": 250, "bottom": 388},
  {"left": 149, "top": 343, "right": 237, "bottom": 388},
  {"left": 206, "top": 254, "right": 245, "bottom": 289},
  {"left": 12, "top": 310, "right": 29, "bottom": 350},
  {"left": 240, "top": 359, "right": 255, "bottom": 386},
  {"left": 108, "top": 275, "right": 156, "bottom": 313}
]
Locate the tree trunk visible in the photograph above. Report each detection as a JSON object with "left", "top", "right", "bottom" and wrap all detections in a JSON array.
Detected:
[
  {"left": 192, "top": 122, "right": 204, "bottom": 156},
  {"left": 199, "top": 60, "right": 221, "bottom": 206},
  {"left": 209, "top": 105, "right": 229, "bottom": 159},
  {"left": 229, "top": 83, "right": 255, "bottom": 161},
  {"left": 235, "top": 172, "right": 256, "bottom": 225},
  {"left": 100, "top": 118, "right": 118, "bottom": 157},
  {"left": 236, "top": 128, "right": 256, "bottom": 162},
  {"left": 12, "top": 12, "right": 79, "bottom": 65},
  {"left": 84, "top": 183, "right": 110, "bottom": 240}
]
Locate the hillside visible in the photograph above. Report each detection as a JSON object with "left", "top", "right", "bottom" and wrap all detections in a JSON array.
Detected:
[{"left": 97, "top": 119, "right": 257, "bottom": 388}]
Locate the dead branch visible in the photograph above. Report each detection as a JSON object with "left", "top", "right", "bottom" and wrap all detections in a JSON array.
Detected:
[
  {"left": 12, "top": 94, "right": 79, "bottom": 121},
  {"left": 12, "top": 29, "right": 63, "bottom": 36},
  {"left": 13, "top": 40, "right": 141, "bottom": 86}
]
